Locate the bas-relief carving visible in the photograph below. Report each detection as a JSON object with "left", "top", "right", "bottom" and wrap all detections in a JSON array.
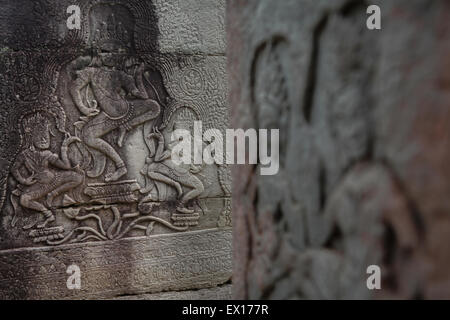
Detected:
[
  {"left": 233, "top": 1, "right": 389, "bottom": 299},
  {"left": 0, "top": 1, "right": 231, "bottom": 251},
  {"left": 0, "top": 228, "right": 232, "bottom": 299},
  {"left": 232, "top": 0, "right": 441, "bottom": 300}
]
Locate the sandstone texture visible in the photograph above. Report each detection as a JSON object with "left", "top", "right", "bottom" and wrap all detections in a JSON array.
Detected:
[
  {"left": 113, "top": 284, "right": 232, "bottom": 300},
  {"left": 228, "top": 0, "right": 450, "bottom": 299},
  {"left": 0, "top": 0, "right": 230, "bottom": 299}
]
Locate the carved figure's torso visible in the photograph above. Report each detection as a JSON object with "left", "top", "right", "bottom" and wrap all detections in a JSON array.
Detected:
[
  {"left": 78, "top": 67, "right": 134, "bottom": 118},
  {"left": 21, "top": 149, "right": 57, "bottom": 184}
]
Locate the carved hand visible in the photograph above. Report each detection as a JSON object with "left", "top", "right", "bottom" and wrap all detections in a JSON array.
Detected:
[
  {"left": 189, "top": 165, "right": 202, "bottom": 174},
  {"left": 23, "top": 176, "right": 37, "bottom": 186},
  {"left": 60, "top": 136, "right": 82, "bottom": 169},
  {"left": 63, "top": 136, "right": 82, "bottom": 148},
  {"left": 86, "top": 108, "right": 100, "bottom": 117},
  {"left": 77, "top": 104, "right": 93, "bottom": 116},
  {"left": 147, "top": 129, "right": 163, "bottom": 141}
]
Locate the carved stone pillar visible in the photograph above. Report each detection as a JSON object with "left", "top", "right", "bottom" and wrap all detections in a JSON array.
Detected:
[
  {"left": 229, "top": 0, "right": 450, "bottom": 299},
  {"left": 0, "top": 0, "right": 230, "bottom": 299}
]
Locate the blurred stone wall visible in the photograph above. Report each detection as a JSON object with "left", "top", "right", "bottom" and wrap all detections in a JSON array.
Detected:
[{"left": 228, "top": 0, "right": 450, "bottom": 299}]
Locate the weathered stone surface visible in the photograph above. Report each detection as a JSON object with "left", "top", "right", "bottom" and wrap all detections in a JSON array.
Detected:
[
  {"left": 113, "top": 284, "right": 232, "bottom": 300},
  {"left": 0, "top": 228, "right": 231, "bottom": 299},
  {"left": 229, "top": 0, "right": 450, "bottom": 299},
  {"left": 155, "top": 0, "right": 226, "bottom": 55},
  {"left": 0, "top": 0, "right": 230, "bottom": 299}
]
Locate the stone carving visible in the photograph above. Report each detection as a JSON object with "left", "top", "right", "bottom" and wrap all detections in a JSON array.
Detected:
[
  {"left": 13, "top": 75, "right": 41, "bottom": 102},
  {"left": 0, "top": 228, "right": 232, "bottom": 299},
  {"left": 0, "top": 0, "right": 230, "bottom": 250},
  {"left": 66, "top": 7, "right": 161, "bottom": 183},
  {"left": 10, "top": 111, "right": 83, "bottom": 229},
  {"left": 0, "top": 0, "right": 230, "bottom": 299},
  {"left": 231, "top": 0, "right": 382, "bottom": 299},
  {"left": 141, "top": 127, "right": 204, "bottom": 218},
  {"left": 230, "top": 0, "right": 450, "bottom": 300}
]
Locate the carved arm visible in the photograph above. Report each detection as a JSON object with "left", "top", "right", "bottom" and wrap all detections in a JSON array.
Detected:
[
  {"left": 49, "top": 137, "right": 81, "bottom": 170},
  {"left": 153, "top": 133, "right": 171, "bottom": 162},
  {"left": 11, "top": 155, "right": 35, "bottom": 186},
  {"left": 70, "top": 76, "right": 96, "bottom": 116},
  {"left": 124, "top": 63, "right": 149, "bottom": 99}
]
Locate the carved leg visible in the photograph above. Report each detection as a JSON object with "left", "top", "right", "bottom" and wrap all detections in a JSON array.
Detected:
[
  {"left": 20, "top": 192, "right": 55, "bottom": 228},
  {"left": 46, "top": 172, "right": 83, "bottom": 207},
  {"left": 116, "top": 100, "right": 160, "bottom": 147},
  {"left": 176, "top": 206, "right": 195, "bottom": 214},
  {"left": 148, "top": 172, "right": 183, "bottom": 197},
  {"left": 140, "top": 176, "right": 155, "bottom": 194},
  {"left": 36, "top": 210, "right": 55, "bottom": 229},
  {"left": 176, "top": 175, "right": 204, "bottom": 214},
  {"left": 105, "top": 164, "right": 127, "bottom": 182},
  {"left": 127, "top": 100, "right": 161, "bottom": 129},
  {"left": 20, "top": 193, "right": 48, "bottom": 213},
  {"left": 117, "top": 127, "right": 127, "bottom": 148},
  {"left": 140, "top": 192, "right": 158, "bottom": 203},
  {"left": 85, "top": 137, "right": 127, "bottom": 182},
  {"left": 86, "top": 149, "right": 106, "bottom": 178},
  {"left": 82, "top": 117, "right": 127, "bottom": 181},
  {"left": 86, "top": 137, "right": 124, "bottom": 166},
  {"left": 117, "top": 122, "right": 133, "bottom": 148},
  {"left": 179, "top": 175, "right": 204, "bottom": 203}
]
